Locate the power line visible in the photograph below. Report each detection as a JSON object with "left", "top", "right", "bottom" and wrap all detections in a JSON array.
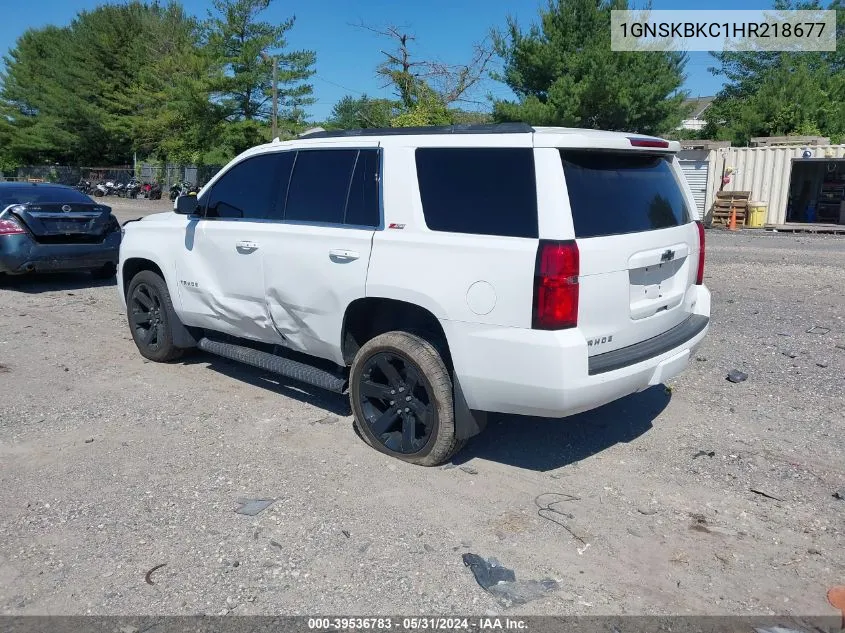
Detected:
[{"left": 314, "top": 75, "right": 366, "bottom": 95}]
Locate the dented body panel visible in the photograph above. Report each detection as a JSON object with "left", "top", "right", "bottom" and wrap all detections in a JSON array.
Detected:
[
  {"left": 175, "top": 218, "right": 281, "bottom": 343},
  {"left": 262, "top": 223, "right": 375, "bottom": 366}
]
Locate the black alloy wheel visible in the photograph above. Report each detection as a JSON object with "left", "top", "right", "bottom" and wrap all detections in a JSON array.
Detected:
[
  {"left": 130, "top": 281, "right": 166, "bottom": 351},
  {"left": 357, "top": 351, "right": 435, "bottom": 454}
]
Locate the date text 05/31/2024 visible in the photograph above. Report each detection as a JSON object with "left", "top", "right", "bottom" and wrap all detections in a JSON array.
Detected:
[{"left": 307, "top": 618, "right": 528, "bottom": 630}]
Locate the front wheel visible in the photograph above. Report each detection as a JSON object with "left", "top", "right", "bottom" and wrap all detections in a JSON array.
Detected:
[
  {"left": 126, "top": 270, "right": 183, "bottom": 362},
  {"left": 349, "top": 331, "right": 463, "bottom": 466}
]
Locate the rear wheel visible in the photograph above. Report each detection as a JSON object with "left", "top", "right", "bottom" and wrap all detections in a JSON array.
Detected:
[
  {"left": 350, "top": 331, "right": 463, "bottom": 466},
  {"left": 126, "top": 270, "right": 183, "bottom": 362}
]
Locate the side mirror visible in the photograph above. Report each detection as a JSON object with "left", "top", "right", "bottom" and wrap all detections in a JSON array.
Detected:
[{"left": 174, "top": 194, "right": 199, "bottom": 216}]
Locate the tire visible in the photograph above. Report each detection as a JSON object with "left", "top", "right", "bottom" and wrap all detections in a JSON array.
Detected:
[
  {"left": 349, "top": 331, "right": 464, "bottom": 466},
  {"left": 93, "top": 190, "right": 103, "bottom": 197},
  {"left": 126, "top": 270, "right": 183, "bottom": 362},
  {"left": 90, "top": 262, "right": 116, "bottom": 280}
]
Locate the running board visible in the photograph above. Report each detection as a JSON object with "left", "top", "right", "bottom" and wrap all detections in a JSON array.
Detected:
[{"left": 197, "top": 337, "right": 348, "bottom": 393}]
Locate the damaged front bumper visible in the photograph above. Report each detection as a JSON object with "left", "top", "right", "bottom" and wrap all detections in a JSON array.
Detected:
[{"left": 0, "top": 231, "right": 121, "bottom": 274}]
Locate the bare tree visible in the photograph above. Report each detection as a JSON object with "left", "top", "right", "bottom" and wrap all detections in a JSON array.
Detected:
[{"left": 351, "top": 21, "right": 493, "bottom": 107}]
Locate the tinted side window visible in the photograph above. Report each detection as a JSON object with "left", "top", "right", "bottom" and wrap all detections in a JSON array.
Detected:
[
  {"left": 344, "top": 150, "right": 380, "bottom": 227},
  {"left": 206, "top": 154, "right": 282, "bottom": 219},
  {"left": 561, "top": 151, "right": 691, "bottom": 238},
  {"left": 284, "top": 150, "right": 357, "bottom": 224},
  {"left": 415, "top": 148, "right": 538, "bottom": 238}
]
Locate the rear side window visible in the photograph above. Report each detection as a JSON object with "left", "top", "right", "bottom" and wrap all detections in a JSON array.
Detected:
[
  {"left": 285, "top": 149, "right": 358, "bottom": 224},
  {"left": 205, "top": 154, "right": 281, "bottom": 219},
  {"left": 344, "top": 150, "right": 380, "bottom": 227},
  {"left": 415, "top": 148, "right": 538, "bottom": 238},
  {"left": 561, "top": 151, "right": 691, "bottom": 238}
]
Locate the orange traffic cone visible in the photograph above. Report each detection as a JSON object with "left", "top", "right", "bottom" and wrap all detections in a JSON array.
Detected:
[{"left": 728, "top": 207, "right": 738, "bottom": 231}]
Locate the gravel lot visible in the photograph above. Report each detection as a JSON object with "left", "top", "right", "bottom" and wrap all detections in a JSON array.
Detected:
[{"left": 1, "top": 202, "right": 843, "bottom": 617}]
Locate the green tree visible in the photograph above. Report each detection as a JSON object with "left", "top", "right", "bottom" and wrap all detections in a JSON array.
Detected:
[
  {"left": 450, "top": 109, "right": 494, "bottom": 125},
  {"left": 205, "top": 0, "right": 316, "bottom": 147},
  {"left": 1, "top": 2, "right": 212, "bottom": 165},
  {"left": 327, "top": 95, "right": 398, "bottom": 129},
  {"left": 491, "top": 0, "right": 688, "bottom": 134},
  {"left": 125, "top": 3, "right": 221, "bottom": 164},
  {"left": 390, "top": 83, "right": 452, "bottom": 127},
  {"left": 2, "top": 23, "right": 107, "bottom": 165},
  {"left": 703, "top": 0, "right": 845, "bottom": 144},
  {"left": 353, "top": 23, "right": 494, "bottom": 128}
]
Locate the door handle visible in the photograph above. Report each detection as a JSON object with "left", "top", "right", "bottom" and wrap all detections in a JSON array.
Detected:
[
  {"left": 329, "top": 249, "right": 360, "bottom": 261},
  {"left": 236, "top": 240, "right": 259, "bottom": 252}
]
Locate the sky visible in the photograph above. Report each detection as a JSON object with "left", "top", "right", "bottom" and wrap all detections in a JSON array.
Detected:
[{"left": 0, "top": 0, "right": 772, "bottom": 122}]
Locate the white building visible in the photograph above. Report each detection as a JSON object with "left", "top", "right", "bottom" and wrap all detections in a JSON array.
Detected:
[{"left": 679, "top": 96, "right": 714, "bottom": 131}]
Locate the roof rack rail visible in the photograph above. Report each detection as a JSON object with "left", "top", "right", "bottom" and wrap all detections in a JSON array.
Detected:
[
  {"left": 296, "top": 123, "right": 534, "bottom": 139},
  {"left": 298, "top": 127, "right": 326, "bottom": 137}
]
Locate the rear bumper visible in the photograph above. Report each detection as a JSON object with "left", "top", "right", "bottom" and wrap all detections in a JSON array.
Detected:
[
  {"left": 0, "top": 232, "right": 120, "bottom": 274},
  {"left": 445, "top": 284, "right": 711, "bottom": 418}
]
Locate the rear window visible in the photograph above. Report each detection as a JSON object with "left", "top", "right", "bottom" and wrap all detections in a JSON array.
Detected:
[
  {"left": 0, "top": 186, "right": 93, "bottom": 207},
  {"left": 415, "top": 148, "right": 538, "bottom": 238},
  {"left": 560, "top": 151, "right": 691, "bottom": 239}
]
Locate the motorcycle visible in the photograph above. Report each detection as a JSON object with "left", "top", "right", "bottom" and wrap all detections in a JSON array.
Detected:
[
  {"left": 169, "top": 181, "right": 187, "bottom": 201},
  {"left": 74, "top": 179, "right": 92, "bottom": 195},
  {"left": 113, "top": 182, "right": 126, "bottom": 198},
  {"left": 125, "top": 179, "right": 142, "bottom": 199},
  {"left": 93, "top": 182, "right": 109, "bottom": 197},
  {"left": 144, "top": 182, "right": 163, "bottom": 200}
]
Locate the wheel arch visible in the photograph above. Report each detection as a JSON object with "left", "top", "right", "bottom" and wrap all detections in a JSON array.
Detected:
[
  {"left": 121, "top": 257, "right": 166, "bottom": 301},
  {"left": 341, "top": 296, "right": 486, "bottom": 441},
  {"left": 122, "top": 257, "right": 197, "bottom": 349},
  {"left": 341, "top": 296, "right": 450, "bottom": 367}
]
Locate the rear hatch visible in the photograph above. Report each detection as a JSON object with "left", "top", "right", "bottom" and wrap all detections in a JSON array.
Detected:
[
  {"left": 11, "top": 202, "right": 114, "bottom": 243},
  {"left": 560, "top": 149, "right": 701, "bottom": 356}
]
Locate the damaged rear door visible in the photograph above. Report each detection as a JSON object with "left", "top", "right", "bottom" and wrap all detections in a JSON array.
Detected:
[{"left": 262, "top": 145, "right": 381, "bottom": 365}]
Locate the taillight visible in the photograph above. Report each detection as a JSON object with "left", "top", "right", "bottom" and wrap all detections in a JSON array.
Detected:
[
  {"left": 532, "top": 240, "right": 579, "bottom": 330},
  {"left": 695, "top": 220, "right": 705, "bottom": 285},
  {"left": 628, "top": 137, "right": 669, "bottom": 148},
  {"left": 0, "top": 218, "right": 25, "bottom": 235}
]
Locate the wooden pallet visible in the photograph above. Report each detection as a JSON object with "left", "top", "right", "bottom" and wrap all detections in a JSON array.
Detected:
[{"left": 711, "top": 191, "right": 751, "bottom": 226}]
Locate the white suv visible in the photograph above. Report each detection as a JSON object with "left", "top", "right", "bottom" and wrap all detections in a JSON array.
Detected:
[{"left": 118, "top": 123, "right": 710, "bottom": 466}]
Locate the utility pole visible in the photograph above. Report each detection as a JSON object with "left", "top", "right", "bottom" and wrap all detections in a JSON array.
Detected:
[{"left": 261, "top": 52, "right": 278, "bottom": 139}]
